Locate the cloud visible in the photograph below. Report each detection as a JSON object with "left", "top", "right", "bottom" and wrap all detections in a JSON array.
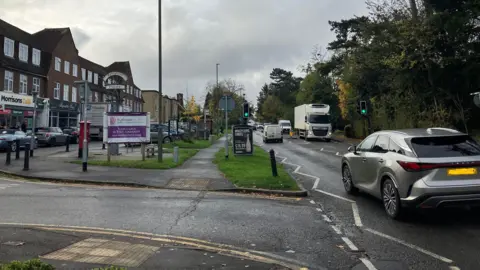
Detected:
[{"left": 1, "top": 0, "right": 368, "bottom": 105}]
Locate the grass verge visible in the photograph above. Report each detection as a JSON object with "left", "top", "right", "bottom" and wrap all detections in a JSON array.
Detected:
[
  {"left": 70, "top": 149, "right": 199, "bottom": 169},
  {"left": 165, "top": 139, "right": 212, "bottom": 149},
  {"left": 213, "top": 146, "right": 299, "bottom": 190}
]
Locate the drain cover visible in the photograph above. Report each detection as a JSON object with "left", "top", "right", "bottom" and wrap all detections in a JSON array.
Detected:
[{"left": 167, "top": 179, "right": 210, "bottom": 190}]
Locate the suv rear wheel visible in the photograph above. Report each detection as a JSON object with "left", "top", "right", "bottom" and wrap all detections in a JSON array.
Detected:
[{"left": 382, "top": 178, "right": 403, "bottom": 219}]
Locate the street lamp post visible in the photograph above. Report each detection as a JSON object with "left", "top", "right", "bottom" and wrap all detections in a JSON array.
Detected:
[
  {"left": 74, "top": 80, "right": 89, "bottom": 172},
  {"left": 157, "top": 0, "right": 163, "bottom": 162},
  {"left": 30, "top": 89, "right": 38, "bottom": 157}
]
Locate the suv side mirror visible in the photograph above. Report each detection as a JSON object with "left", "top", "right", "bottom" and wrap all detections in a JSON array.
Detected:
[{"left": 348, "top": 145, "right": 357, "bottom": 154}]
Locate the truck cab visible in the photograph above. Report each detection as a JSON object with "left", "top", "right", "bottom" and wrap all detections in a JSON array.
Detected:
[{"left": 295, "top": 104, "right": 332, "bottom": 141}]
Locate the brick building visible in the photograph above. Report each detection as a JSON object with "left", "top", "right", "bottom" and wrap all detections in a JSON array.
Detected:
[
  {"left": 0, "top": 19, "right": 144, "bottom": 129},
  {"left": 142, "top": 90, "right": 184, "bottom": 123}
]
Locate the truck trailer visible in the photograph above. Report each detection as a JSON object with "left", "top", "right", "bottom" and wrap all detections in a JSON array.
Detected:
[{"left": 294, "top": 104, "right": 332, "bottom": 141}]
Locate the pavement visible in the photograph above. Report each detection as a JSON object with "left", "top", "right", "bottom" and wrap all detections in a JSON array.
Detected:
[
  {"left": 0, "top": 225, "right": 284, "bottom": 269},
  {"left": 0, "top": 139, "right": 235, "bottom": 191},
  {"left": 0, "top": 178, "right": 355, "bottom": 269},
  {"left": 255, "top": 130, "right": 480, "bottom": 270}
]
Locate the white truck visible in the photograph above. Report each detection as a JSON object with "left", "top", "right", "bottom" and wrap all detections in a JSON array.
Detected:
[
  {"left": 86, "top": 103, "right": 109, "bottom": 141},
  {"left": 294, "top": 104, "right": 332, "bottom": 141}
]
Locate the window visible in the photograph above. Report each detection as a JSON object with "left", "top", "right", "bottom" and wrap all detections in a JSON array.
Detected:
[
  {"left": 3, "top": 37, "right": 14, "bottom": 57},
  {"left": 4, "top": 70, "right": 13, "bottom": 92},
  {"left": 87, "top": 71, "right": 92, "bottom": 82},
  {"left": 19, "top": 43, "right": 28, "bottom": 62},
  {"left": 54, "top": 82, "right": 60, "bottom": 99},
  {"left": 55, "top": 57, "right": 61, "bottom": 71},
  {"left": 32, "top": 77, "right": 41, "bottom": 95},
  {"left": 63, "top": 85, "right": 69, "bottom": 101},
  {"left": 72, "top": 64, "right": 78, "bottom": 77},
  {"left": 32, "top": 48, "right": 41, "bottom": 66},
  {"left": 19, "top": 74, "right": 28, "bottom": 94},
  {"left": 64, "top": 60, "right": 70, "bottom": 74},
  {"left": 94, "top": 73, "right": 98, "bottom": 84},
  {"left": 72, "top": 87, "right": 77, "bottom": 102},
  {"left": 357, "top": 136, "right": 377, "bottom": 151},
  {"left": 411, "top": 135, "right": 480, "bottom": 157},
  {"left": 81, "top": 68, "right": 86, "bottom": 80},
  {"left": 372, "top": 135, "right": 389, "bottom": 153}
]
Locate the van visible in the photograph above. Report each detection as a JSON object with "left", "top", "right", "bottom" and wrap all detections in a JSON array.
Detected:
[
  {"left": 263, "top": 125, "right": 283, "bottom": 143},
  {"left": 278, "top": 120, "right": 292, "bottom": 134}
]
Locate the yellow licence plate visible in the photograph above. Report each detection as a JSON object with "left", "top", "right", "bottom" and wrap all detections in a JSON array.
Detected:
[{"left": 447, "top": 168, "right": 477, "bottom": 176}]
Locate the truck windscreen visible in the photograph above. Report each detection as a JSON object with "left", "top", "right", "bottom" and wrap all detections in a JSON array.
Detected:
[{"left": 308, "top": 114, "right": 330, "bottom": 124}]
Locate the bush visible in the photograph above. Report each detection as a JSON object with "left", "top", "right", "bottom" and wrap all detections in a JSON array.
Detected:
[
  {"left": 344, "top": 124, "right": 353, "bottom": 138},
  {"left": 0, "top": 259, "right": 54, "bottom": 270}
]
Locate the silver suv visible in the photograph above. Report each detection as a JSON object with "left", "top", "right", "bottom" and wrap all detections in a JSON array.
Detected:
[{"left": 341, "top": 128, "right": 480, "bottom": 219}]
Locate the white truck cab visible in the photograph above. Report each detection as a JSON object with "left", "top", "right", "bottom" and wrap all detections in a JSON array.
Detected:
[
  {"left": 294, "top": 104, "right": 332, "bottom": 141},
  {"left": 278, "top": 120, "right": 292, "bottom": 134}
]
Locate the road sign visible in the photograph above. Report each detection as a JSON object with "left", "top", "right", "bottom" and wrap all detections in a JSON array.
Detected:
[
  {"left": 219, "top": 96, "right": 235, "bottom": 112},
  {"left": 232, "top": 125, "right": 253, "bottom": 156}
]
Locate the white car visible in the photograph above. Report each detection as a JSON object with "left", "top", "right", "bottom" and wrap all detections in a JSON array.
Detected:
[{"left": 263, "top": 125, "right": 283, "bottom": 143}]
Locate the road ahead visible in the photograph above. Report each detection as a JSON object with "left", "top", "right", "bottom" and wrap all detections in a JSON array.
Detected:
[{"left": 255, "top": 131, "right": 480, "bottom": 270}]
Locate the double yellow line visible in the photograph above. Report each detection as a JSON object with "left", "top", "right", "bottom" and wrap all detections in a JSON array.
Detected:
[{"left": 0, "top": 222, "right": 311, "bottom": 270}]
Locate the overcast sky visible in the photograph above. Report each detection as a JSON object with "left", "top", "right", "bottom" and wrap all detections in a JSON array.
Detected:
[{"left": 1, "top": 0, "right": 368, "bottom": 105}]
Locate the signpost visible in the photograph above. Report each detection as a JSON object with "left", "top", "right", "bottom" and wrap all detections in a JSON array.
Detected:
[
  {"left": 219, "top": 95, "right": 235, "bottom": 159},
  {"left": 232, "top": 125, "right": 253, "bottom": 156}
]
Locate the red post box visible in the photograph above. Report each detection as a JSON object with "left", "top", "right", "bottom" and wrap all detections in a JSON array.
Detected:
[{"left": 78, "top": 121, "right": 91, "bottom": 158}]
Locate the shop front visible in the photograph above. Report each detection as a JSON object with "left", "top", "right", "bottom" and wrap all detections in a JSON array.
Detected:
[
  {"left": 48, "top": 99, "right": 79, "bottom": 128},
  {"left": 0, "top": 92, "right": 44, "bottom": 129}
]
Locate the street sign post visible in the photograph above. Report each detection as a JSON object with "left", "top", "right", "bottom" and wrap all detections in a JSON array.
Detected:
[
  {"left": 232, "top": 125, "right": 253, "bottom": 156},
  {"left": 219, "top": 95, "right": 236, "bottom": 159}
]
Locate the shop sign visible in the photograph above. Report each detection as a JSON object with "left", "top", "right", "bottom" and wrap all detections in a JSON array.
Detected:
[
  {"left": 49, "top": 99, "right": 79, "bottom": 112},
  {"left": 24, "top": 111, "right": 34, "bottom": 117},
  {"left": 12, "top": 110, "right": 23, "bottom": 116},
  {"left": 0, "top": 109, "right": 11, "bottom": 115},
  {"left": 0, "top": 92, "right": 34, "bottom": 108}
]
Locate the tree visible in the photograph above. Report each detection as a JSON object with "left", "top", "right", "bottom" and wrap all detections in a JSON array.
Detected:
[{"left": 261, "top": 95, "right": 284, "bottom": 123}]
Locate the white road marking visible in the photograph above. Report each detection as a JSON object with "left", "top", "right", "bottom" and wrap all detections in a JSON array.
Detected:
[
  {"left": 309, "top": 200, "right": 315, "bottom": 204},
  {"left": 322, "top": 215, "right": 332, "bottom": 223},
  {"left": 331, "top": 225, "right": 342, "bottom": 235},
  {"left": 341, "top": 237, "right": 358, "bottom": 251},
  {"left": 315, "top": 208, "right": 322, "bottom": 212},
  {"left": 449, "top": 266, "right": 460, "bottom": 270},
  {"left": 365, "top": 228, "right": 453, "bottom": 263},
  {"left": 336, "top": 152, "right": 339, "bottom": 156},
  {"left": 359, "top": 258, "right": 378, "bottom": 270},
  {"left": 351, "top": 203, "right": 363, "bottom": 227},
  {"left": 320, "top": 148, "right": 324, "bottom": 151},
  {"left": 312, "top": 178, "right": 320, "bottom": 189},
  {"left": 313, "top": 189, "right": 355, "bottom": 203}
]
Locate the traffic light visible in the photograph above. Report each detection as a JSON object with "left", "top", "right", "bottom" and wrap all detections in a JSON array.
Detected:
[
  {"left": 360, "top": 100, "right": 367, "bottom": 115},
  {"left": 243, "top": 102, "right": 249, "bottom": 118}
]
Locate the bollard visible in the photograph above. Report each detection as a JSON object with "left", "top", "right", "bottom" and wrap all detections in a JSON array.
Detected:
[
  {"left": 29, "top": 139, "right": 34, "bottom": 157},
  {"left": 173, "top": 146, "right": 179, "bottom": 163},
  {"left": 269, "top": 149, "right": 278, "bottom": 177},
  {"left": 15, "top": 140, "right": 20, "bottom": 160},
  {"left": 65, "top": 135, "right": 70, "bottom": 152},
  {"left": 102, "top": 143, "right": 106, "bottom": 150},
  {"left": 5, "top": 141, "right": 11, "bottom": 165},
  {"left": 23, "top": 143, "right": 30, "bottom": 171}
]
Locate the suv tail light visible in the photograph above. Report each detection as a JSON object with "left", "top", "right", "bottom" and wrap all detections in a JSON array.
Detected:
[{"left": 397, "top": 160, "right": 480, "bottom": 172}]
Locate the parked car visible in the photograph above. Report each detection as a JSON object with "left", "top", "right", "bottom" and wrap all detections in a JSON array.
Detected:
[
  {"left": 35, "top": 127, "right": 69, "bottom": 146},
  {"left": 0, "top": 129, "right": 38, "bottom": 152},
  {"left": 341, "top": 128, "right": 480, "bottom": 219},
  {"left": 62, "top": 127, "right": 79, "bottom": 144}
]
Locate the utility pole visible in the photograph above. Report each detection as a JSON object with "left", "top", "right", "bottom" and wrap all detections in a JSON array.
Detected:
[{"left": 157, "top": 0, "right": 163, "bottom": 162}]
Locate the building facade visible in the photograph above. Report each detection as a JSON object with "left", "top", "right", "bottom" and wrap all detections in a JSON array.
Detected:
[
  {"left": 0, "top": 18, "right": 144, "bottom": 130},
  {"left": 142, "top": 90, "right": 184, "bottom": 123}
]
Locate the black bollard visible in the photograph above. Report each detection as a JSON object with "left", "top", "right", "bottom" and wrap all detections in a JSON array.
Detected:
[
  {"left": 102, "top": 143, "right": 106, "bottom": 150},
  {"left": 65, "top": 135, "right": 70, "bottom": 152},
  {"left": 5, "top": 141, "right": 11, "bottom": 165},
  {"left": 23, "top": 143, "right": 30, "bottom": 171},
  {"left": 29, "top": 139, "right": 34, "bottom": 157},
  {"left": 78, "top": 147, "right": 82, "bottom": 158},
  {"left": 269, "top": 149, "right": 278, "bottom": 177},
  {"left": 15, "top": 140, "right": 20, "bottom": 160}
]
